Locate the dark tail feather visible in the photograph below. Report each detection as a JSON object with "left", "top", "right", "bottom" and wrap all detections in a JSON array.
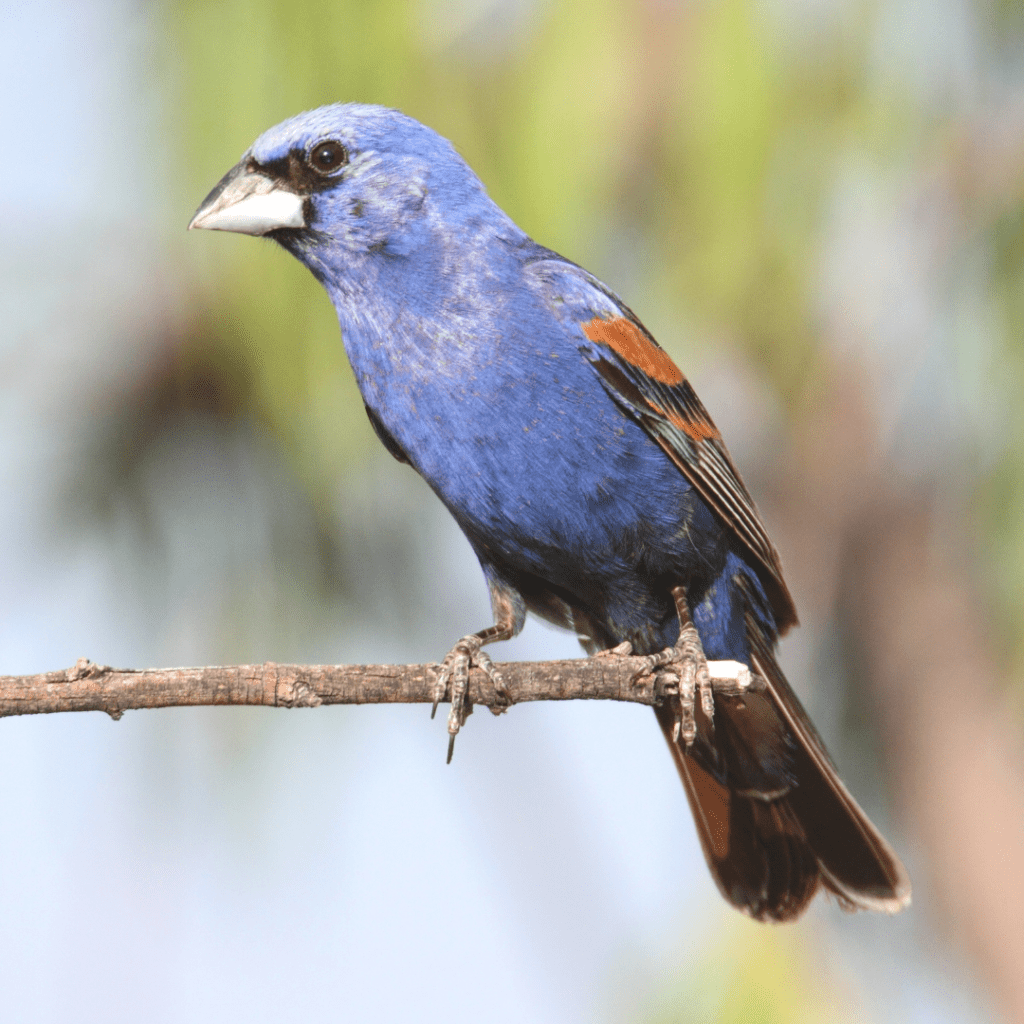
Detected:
[{"left": 655, "top": 642, "right": 911, "bottom": 922}]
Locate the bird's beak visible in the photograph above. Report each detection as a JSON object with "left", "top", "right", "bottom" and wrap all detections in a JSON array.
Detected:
[{"left": 188, "top": 161, "right": 305, "bottom": 235}]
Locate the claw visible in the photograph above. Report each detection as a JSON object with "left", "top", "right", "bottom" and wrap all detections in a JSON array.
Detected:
[
  {"left": 698, "top": 661, "right": 714, "bottom": 719},
  {"left": 446, "top": 637, "right": 475, "bottom": 744},
  {"left": 434, "top": 632, "right": 509, "bottom": 762}
]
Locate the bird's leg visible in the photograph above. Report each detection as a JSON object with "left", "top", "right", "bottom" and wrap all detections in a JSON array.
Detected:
[
  {"left": 637, "top": 586, "right": 713, "bottom": 747},
  {"left": 433, "top": 611, "right": 515, "bottom": 764}
]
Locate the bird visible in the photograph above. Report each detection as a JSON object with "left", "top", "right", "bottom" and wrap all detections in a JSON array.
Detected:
[{"left": 189, "top": 103, "right": 911, "bottom": 921}]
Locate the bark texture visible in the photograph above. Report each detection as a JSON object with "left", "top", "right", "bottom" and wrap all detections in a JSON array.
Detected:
[{"left": 0, "top": 655, "right": 677, "bottom": 721}]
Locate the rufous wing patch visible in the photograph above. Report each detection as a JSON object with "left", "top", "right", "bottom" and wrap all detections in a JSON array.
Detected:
[{"left": 583, "top": 316, "right": 684, "bottom": 386}]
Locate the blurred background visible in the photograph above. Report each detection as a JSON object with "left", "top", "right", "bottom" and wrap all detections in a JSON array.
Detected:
[{"left": 2, "top": 0, "right": 1023, "bottom": 1020}]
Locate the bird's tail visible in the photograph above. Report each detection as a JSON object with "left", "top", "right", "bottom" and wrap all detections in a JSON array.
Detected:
[{"left": 655, "top": 627, "right": 911, "bottom": 922}]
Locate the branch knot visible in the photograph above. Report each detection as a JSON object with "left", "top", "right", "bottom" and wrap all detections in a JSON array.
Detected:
[
  {"left": 278, "top": 675, "right": 323, "bottom": 708},
  {"left": 67, "top": 657, "right": 110, "bottom": 682}
]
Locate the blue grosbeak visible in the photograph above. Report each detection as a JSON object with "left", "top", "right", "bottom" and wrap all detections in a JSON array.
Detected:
[{"left": 190, "top": 104, "right": 910, "bottom": 921}]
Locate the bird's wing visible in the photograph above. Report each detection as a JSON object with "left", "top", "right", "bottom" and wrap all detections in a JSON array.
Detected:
[{"left": 526, "top": 255, "right": 797, "bottom": 633}]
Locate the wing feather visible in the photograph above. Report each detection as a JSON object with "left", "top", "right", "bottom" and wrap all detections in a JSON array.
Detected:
[{"left": 526, "top": 255, "right": 798, "bottom": 632}]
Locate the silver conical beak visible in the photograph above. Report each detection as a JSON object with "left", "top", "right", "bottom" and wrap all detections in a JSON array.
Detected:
[{"left": 188, "top": 161, "right": 305, "bottom": 235}]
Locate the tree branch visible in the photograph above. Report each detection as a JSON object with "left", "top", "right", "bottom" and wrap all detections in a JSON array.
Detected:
[{"left": 0, "top": 656, "right": 752, "bottom": 721}]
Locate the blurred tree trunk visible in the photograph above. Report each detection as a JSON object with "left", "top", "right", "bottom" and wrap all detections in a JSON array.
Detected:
[{"left": 771, "top": 361, "right": 1024, "bottom": 1024}]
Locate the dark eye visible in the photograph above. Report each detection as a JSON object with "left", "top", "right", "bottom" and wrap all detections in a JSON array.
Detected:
[{"left": 309, "top": 140, "right": 348, "bottom": 174}]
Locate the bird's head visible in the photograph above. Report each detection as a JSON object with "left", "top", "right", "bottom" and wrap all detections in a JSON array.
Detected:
[{"left": 189, "top": 104, "right": 497, "bottom": 275}]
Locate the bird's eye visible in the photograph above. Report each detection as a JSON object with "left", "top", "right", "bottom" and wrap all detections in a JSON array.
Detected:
[{"left": 309, "top": 140, "right": 348, "bottom": 174}]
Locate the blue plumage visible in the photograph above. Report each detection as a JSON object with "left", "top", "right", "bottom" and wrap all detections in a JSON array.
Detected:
[{"left": 191, "top": 103, "right": 910, "bottom": 921}]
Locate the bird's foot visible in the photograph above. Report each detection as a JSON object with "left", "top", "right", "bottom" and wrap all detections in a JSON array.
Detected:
[
  {"left": 634, "top": 623, "right": 712, "bottom": 746},
  {"left": 641, "top": 638, "right": 760, "bottom": 746},
  {"left": 432, "top": 634, "right": 508, "bottom": 763},
  {"left": 635, "top": 585, "right": 758, "bottom": 747}
]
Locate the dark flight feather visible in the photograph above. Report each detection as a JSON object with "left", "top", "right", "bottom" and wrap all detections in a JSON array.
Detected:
[{"left": 657, "top": 587, "right": 910, "bottom": 921}]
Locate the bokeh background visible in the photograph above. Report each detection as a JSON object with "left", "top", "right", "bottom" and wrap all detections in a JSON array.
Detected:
[{"left": 3, "top": 0, "right": 1023, "bottom": 1020}]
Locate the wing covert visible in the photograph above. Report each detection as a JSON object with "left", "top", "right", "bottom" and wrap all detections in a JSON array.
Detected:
[{"left": 526, "top": 255, "right": 798, "bottom": 633}]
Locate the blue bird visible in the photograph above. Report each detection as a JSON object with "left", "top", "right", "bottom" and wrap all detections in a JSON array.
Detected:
[{"left": 190, "top": 103, "right": 910, "bottom": 921}]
